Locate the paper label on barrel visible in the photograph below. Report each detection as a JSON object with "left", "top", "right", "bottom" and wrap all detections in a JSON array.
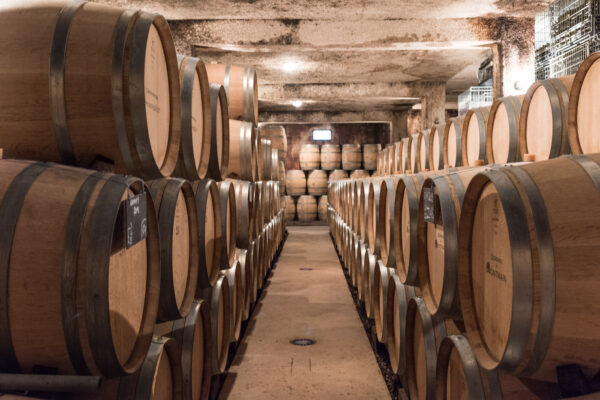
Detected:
[
  {"left": 423, "top": 188, "right": 441, "bottom": 224},
  {"left": 126, "top": 193, "right": 147, "bottom": 248}
]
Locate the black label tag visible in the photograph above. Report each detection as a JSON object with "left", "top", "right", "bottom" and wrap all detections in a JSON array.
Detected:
[
  {"left": 423, "top": 187, "right": 437, "bottom": 224},
  {"left": 126, "top": 193, "right": 147, "bottom": 248}
]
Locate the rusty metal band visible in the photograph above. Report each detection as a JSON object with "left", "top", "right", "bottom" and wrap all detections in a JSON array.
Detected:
[
  {"left": 62, "top": 171, "right": 105, "bottom": 375},
  {"left": 49, "top": 0, "right": 86, "bottom": 165},
  {"left": 0, "top": 162, "right": 48, "bottom": 372},
  {"left": 505, "top": 165, "right": 555, "bottom": 376},
  {"left": 111, "top": 9, "right": 141, "bottom": 177}
]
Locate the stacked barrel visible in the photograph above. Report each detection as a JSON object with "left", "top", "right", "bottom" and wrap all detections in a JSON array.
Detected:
[
  {"left": 0, "top": 2, "right": 285, "bottom": 399},
  {"left": 328, "top": 52, "right": 600, "bottom": 399},
  {"left": 286, "top": 143, "right": 378, "bottom": 223}
]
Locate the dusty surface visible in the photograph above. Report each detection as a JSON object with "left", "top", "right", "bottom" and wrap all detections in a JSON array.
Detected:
[{"left": 220, "top": 226, "right": 389, "bottom": 399}]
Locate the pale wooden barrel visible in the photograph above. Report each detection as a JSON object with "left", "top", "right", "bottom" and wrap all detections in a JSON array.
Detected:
[
  {"left": 0, "top": 160, "right": 160, "bottom": 377},
  {"left": 284, "top": 195, "right": 296, "bottom": 221},
  {"left": 299, "top": 144, "right": 320, "bottom": 170},
  {"left": 378, "top": 177, "right": 398, "bottom": 268},
  {"left": 367, "top": 179, "right": 384, "bottom": 256},
  {"left": 408, "top": 133, "right": 419, "bottom": 173},
  {"left": 428, "top": 124, "right": 445, "bottom": 171},
  {"left": 458, "top": 154, "right": 600, "bottom": 381},
  {"left": 387, "top": 144, "right": 397, "bottom": 174},
  {"left": 176, "top": 55, "right": 211, "bottom": 181},
  {"left": 393, "top": 141, "right": 404, "bottom": 173},
  {"left": 297, "top": 195, "right": 317, "bottom": 222},
  {"left": 261, "top": 139, "right": 272, "bottom": 180},
  {"left": 235, "top": 247, "right": 254, "bottom": 316},
  {"left": 278, "top": 160, "right": 286, "bottom": 193},
  {"left": 224, "top": 261, "right": 244, "bottom": 343},
  {"left": 0, "top": 2, "right": 181, "bottom": 180},
  {"left": 286, "top": 169, "right": 306, "bottom": 196},
  {"left": 83, "top": 337, "right": 184, "bottom": 399},
  {"left": 342, "top": 144, "right": 362, "bottom": 170},
  {"left": 436, "top": 334, "right": 561, "bottom": 400},
  {"left": 462, "top": 106, "right": 490, "bottom": 166},
  {"left": 320, "top": 144, "right": 341, "bottom": 170},
  {"left": 205, "top": 64, "right": 258, "bottom": 124},
  {"left": 444, "top": 117, "right": 464, "bottom": 168},
  {"left": 485, "top": 97, "right": 523, "bottom": 163},
  {"left": 154, "top": 299, "right": 211, "bottom": 400},
  {"left": 207, "top": 274, "right": 231, "bottom": 374},
  {"left": 318, "top": 195, "right": 328, "bottom": 221},
  {"left": 328, "top": 169, "right": 349, "bottom": 181},
  {"left": 382, "top": 147, "right": 390, "bottom": 175},
  {"left": 418, "top": 130, "right": 431, "bottom": 172},
  {"left": 271, "top": 149, "right": 280, "bottom": 181},
  {"left": 416, "top": 167, "right": 484, "bottom": 319},
  {"left": 519, "top": 76, "right": 573, "bottom": 161},
  {"left": 400, "top": 137, "right": 411, "bottom": 173},
  {"left": 307, "top": 170, "right": 328, "bottom": 196},
  {"left": 192, "top": 179, "right": 222, "bottom": 288},
  {"left": 350, "top": 169, "right": 370, "bottom": 179},
  {"left": 363, "top": 144, "right": 381, "bottom": 171},
  {"left": 569, "top": 53, "right": 600, "bottom": 154},
  {"left": 208, "top": 84, "right": 230, "bottom": 180},
  {"left": 373, "top": 261, "right": 392, "bottom": 343},
  {"left": 229, "top": 179, "right": 255, "bottom": 248},
  {"left": 258, "top": 124, "right": 287, "bottom": 161},
  {"left": 149, "top": 178, "right": 199, "bottom": 322},
  {"left": 227, "top": 120, "right": 256, "bottom": 181},
  {"left": 359, "top": 179, "right": 372, "bottom": 244},
  {"left": 217, "top": 181, "right": 237, "bottom": 269}
]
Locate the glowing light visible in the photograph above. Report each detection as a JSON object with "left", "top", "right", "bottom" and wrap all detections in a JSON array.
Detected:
[
  {"left": 281, "top": 59, "right": 306, "bottom": 74},
  {"left": 292, "top": 100, "right": 303, "bottom": 108}
]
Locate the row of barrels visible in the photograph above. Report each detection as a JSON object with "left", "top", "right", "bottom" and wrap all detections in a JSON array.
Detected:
[
  {"left": 299, "top": 144, "right": 381, "bottom": 171},
  {"left": 286, "top": 169, "right": 371, "bottom": 196},
  {"left": 328, "top": 152, "right": 600, "bottom": 398},
  {"left": 375, "top": 53, "right": 600, "bottom": 177},
  {"left": 0, "top": 1, "right": 278, "bottom": 183},
  {"left": 284, "top": 195, "right": 328, "bottom": 222},
  {"left": 0, "top": 156, "right": 286, "bottom": 398}
]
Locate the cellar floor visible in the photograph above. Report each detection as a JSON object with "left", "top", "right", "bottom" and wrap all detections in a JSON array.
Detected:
[{"left": 220, "top": 225, "right": 389, "bottom": 399}]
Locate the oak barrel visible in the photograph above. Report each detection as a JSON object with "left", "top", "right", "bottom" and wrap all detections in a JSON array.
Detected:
[
  {"left": 350, "top": 170, "right": 370, "bottom": 179},
  {"left": 271, "top": 150, "right": 280, "bottom": 181},
  {"left": 176, "top": 55, "right": 211, "bottom": 181},
  {"left": 207, "top": 84, "right": 230, "bottom": 180},
  {"left": 429, "top": 124, "right": 445, "bottom": 171},
  {"left": 373, "top": 262, "right": 392, "bottom": 343},
  {"left": 235, "top": 248, "right": 254, "bottom": 319},
  {"left": 205, "top": 64, "right": 258, "bottom": 124},
  {"left": 318, "top": 195, "right": 328, "bottom": 221},
  {"left": 408, "top": 134, "right": 420, "bottom": 173},
  {"left": 443, "top": 117, "right": 464, "bottom": 168},
  {"left": 363, "top": 144, "right": 381, "bottom": 171},
  {"left": 207, "top": 274, "right": 231, "bottom": 374},
  {"left": 229, "top": 179, "right": 255, "bottom": 249},
  {"left": 299, "top": 144, "right": 320, "bottom": 170},
  {"left": 297, "top": 195, "right": 317, "bottom": 222},
  {"left": 260, "top": 139, "right": 272, "bottom": 180},
  {"left": 486, "top": 97, "right": 523, "bottom": 163},
  {"left": 342, "top": 144, "right": 362, "bottom": 170},
  {"left": 418, "top": 131, "right": 431, "bottom": 172},
  {"left": 149, "top": 178, "right": 199, "bottom": 322},
  {"left": 224, "top": 261, "right": 244, "bottom": 343},
  {"left": 227, "top": 120, "right": 256, "bottom": 181},
  {"left": 462, "top": 107, "right": 490, "bottom": 166},
  {"left": 217, "top": 181, "right": 237, "bottom": 269},
  {"left": 568, "top": 53, "right": 600, "bottom": 154},
  {"left": 0, "top": 160, "right": 160, "bottom": 378},
  {"left": 320, "top": 144, "right": 341, "bottom": 170},
  {"left": 0, "top": 1, "right": 181, "bottom": 179},
  {"left": 328, "top": 169, "right": 349, "bottom": 181},
  {"left": 284, "top": 196, "right": 296, "bottom": 221},
  {"left": 307, "top": 170, "right": 328, "bottom": 196},
  {"left": 286, "top": 170, "right": 306, "bottom": 196},
  {"left": 258, "top": 124, "right": 287, "bottom": 161}
]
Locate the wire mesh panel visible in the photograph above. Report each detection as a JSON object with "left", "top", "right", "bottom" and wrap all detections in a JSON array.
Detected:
[
  {"left": 550, "top": 41, "right": 591, "bottom": 76},
  {"left": 458, "top": 86, "right": 493, "bottom": 116}
]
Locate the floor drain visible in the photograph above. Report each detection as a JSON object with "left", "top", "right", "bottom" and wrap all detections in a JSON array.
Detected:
[
  {"left": 299, "top": 267, "right": 313, "bottom": 271},
  {"left": 290, "top": 338, "right": 316, "bottom": 346}
]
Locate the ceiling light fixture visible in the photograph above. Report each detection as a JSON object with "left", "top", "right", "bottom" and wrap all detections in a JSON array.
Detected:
[
  {"left": 292, "top": 100, "right": 303, "bottom": 108},
  {"left": 281, "top": 59, "right": 303, "bottom": 74}
]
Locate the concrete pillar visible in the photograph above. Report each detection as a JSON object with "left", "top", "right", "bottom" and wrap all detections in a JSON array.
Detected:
[
  {"left": 413, "top": 81, "right": 446, "bottom": 129},
  {"left": 389, "top": 110, "right": 408, "bottom": 143}
]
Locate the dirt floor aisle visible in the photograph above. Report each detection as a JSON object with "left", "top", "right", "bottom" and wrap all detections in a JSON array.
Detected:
[{"left": 220, "top": 225, "right": 389, "bottom": 399}]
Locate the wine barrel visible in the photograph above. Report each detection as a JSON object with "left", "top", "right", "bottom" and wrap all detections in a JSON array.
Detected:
[
  {"left": 299, "top": 144, "right": 320, "bottom": 170},
  {"left": 0, "top": 2, "right": 181, "bottom": 180},
  {"left": 307, "top": 170, "right": 328, "bottom": 196},
  {"left": 0, "top": 160, "right": 160, "bottom": 378},
  {"left": 253, "top": 181, "right": 265, "bottom": 234},
  {"left": 154, "top": 299, "right": 211, "bottom": 400},
  {"left": 207, "top": 274, "right": 231, "bottom": 374},
  {"left": 271, "top": 150, "right": 280, "bottom": 181},
  {"left": 367, "top": 179, "right": 384, "bottom": 256},
  {"left": 229, "top": 179, "right": 255, "bottom": 249},
  {"left": 378, "top": 177, "right": 398, "bottom": 268},
  {"left": 320, "top": 144, "right": 341, "bottom": 170},
  {"left": 207, "top": 84, "right": 230, "bottom": 180},
  {"left": 224, "top": 261, "right": 244, "bottom": 343},
  {"left": 416, "top": 167, "right": 484, "bottom": 319},
  {"left": 444, "top": 117, "right": 464, "bottom": 168},
  {"left": 405, "top": 298, "right": 459, "bottom": 400},
  {"left": 342, "top": 144, "right": 362, "bottom": 170},
  {"left": 286, "top": 170, "right": 306, "bottom": 196},
  {"left": 393, "top": 141, "right": 404, "bottom": 173},
  {"left": 227, "top": 120, "right": 256, "bottom": 181},
  {"left": 192, "top": 179, "right": 222, "bottom": 289},
  {"left": 318, "top": 195, "right": 328, "bottom": 221},
  {"left": 462, "top": 107, "right": 490, "bottom": 166},
  {"left": 205, "top": 64, "right": 258, "bottom": 124},
  {"left": 436, "top": 334, "right": 561, "bottom": 400},
  {"left": 363, "top": 248, "right": 379, "bottom": 319},
  {"left": 408, "top": 134, "right": 419, "bottom": 173},
  {"left": 568, "top": 53, "right": 600, "bottom": 154},
  {"left": 350, "top": 170, "right": 370, "bottom": 179},
  {"left": 84, "top": 336, "right": 183, "bottom": 400},
  {"left": 356, "top": 243, "right": 369, "bottom": 302},
  {"left": 297, "top": 195, "right": 317, "bottom": 222},
  {"left": 519, "top": 77, "right": 573, "bottom": 161},
  {"left": 388, "top": 145, "right": 397, "bottom": 175},
  {"left": 386, "top": 274, "right": 418, "bottom": 375},
  {"left": 258, "top": 125, "right": 287, "bottom": 161},
  {"left": 259, "top": 139, "right": 272, "bottom": 181},
  {"left": 486, "top": 97, "right": 523, "bottom": 163},
  {"left": 235, "top": 248, "right": 254, "bottom": 319},
  {"left": 352, "top": 180, "right": 362, "bottom": 233},
  {"left": 217, "top": 182, "right": 236, "bottom": 269},
  {"left": 328, "top": 169, "right": 349, "bottom": 181},
  {"left": 359, "top": 179, "right": 372, "bottom": 244},
  {"left": 149, "top": 178, "right": 199, "bottom": 322},
  {"left": 418, "top": 131, "right": 431, "bottom": 172},
  {"left": 363, "top": 144, "right": 381, "bottom": 171},
  {"left": 278, "top": 160, "right": 286, "bottom": 193},
  {"left": 458, "top": 154, "right": 600, "bottom": 381},
  {"left": 429, "top": 124, "right": 445, "bottom": 171},
  {"left": 250, "top": 239, "right": 261, "bottom": 297},
  {"left": 393, "top": 170, "right": 445, "bottom": 285},
  {"left": 176, "top": 56, "right": 211, "bottom": 181},
  {"left": 373, "top": 262, "right": 392, "bottom": 343}
]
